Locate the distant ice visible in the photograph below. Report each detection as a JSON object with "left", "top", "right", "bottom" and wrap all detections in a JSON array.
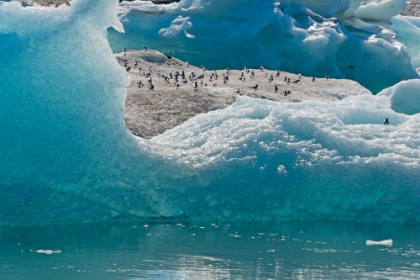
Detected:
[
  {"left": 36, "top": 249, "right": 62, "bottom": 254},
  {"left": 366, "top": 239, "right": 393, "bottom": 246}
]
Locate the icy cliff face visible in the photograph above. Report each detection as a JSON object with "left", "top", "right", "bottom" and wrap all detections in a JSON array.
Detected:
[
  {"left": 112, "top": 0, "right": 418, "bottom": 93},
  {"left": 1, "top": 0, "right": 420, "bottom": 226}
]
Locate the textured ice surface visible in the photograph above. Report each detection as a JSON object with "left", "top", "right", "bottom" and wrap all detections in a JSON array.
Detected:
[
  {"left": 296, "top": 0, "right": 406, "bottom": 21},
  {"left": 391, "top": 15, "right": 420, "bottom": 71},
  {"left": 378, "top": 79, "right": 420, "bottom": 115},
  {"left": 1, "top": 0, "right": 420, "bottom": 226},
  {"left": 351, "top": 0, "right": 406, "bottom": 21},
  {"left": 111, "top": 0, "right": 418, "bottom": 93}
]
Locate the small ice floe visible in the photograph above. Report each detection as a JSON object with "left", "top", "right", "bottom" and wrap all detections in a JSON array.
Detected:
[
  {"left": 366, "top": 239, "right": 393, "bottom": 246},
  {"left": 36, "top": 249, "right": 62, "bottom": 255}
]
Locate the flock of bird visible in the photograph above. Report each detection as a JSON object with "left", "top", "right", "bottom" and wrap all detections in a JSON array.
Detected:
[{"left": 122, "top": 53, "right": 324, "bottom": 97}]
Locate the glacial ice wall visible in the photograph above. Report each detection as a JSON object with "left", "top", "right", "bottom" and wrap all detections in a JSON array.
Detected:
[
  {"left": 1, "top": 0, "right": 420, "bottom": 226},
  {"left": 111, "top": 0, "right": 418, "bottom": 93}
]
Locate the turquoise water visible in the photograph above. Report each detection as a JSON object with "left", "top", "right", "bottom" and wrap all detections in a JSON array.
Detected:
[{"left": 1, "top": 221, "right": 420, "bottom": 279}]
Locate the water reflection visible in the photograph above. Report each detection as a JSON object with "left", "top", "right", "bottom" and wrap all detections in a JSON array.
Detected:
[{"left": 1, "top": 221, "right": 420, "bottom": 279}]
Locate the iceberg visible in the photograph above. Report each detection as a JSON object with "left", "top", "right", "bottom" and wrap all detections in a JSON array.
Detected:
[
  {"left": 1, "top": 0, "right": 420, "bottom": 226},
  {"left": 112, "top": 0, "right": 418, "bottom": 93}
]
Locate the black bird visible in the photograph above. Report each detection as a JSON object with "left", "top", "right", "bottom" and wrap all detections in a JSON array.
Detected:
[
  {"left": 274, "top": 85, "right": 278, "bottom": 92},
  {"left": 251, "top": 84, "right": 258, "bottom": 91},
  {"left": 149, "top": 84, "right": 154, "bottom": 90}
]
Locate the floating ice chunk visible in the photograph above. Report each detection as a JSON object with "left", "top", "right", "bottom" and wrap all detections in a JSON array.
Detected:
[
  {"left": 36, "top": 249, "right": 62, "bottom": 254},
  {"left": 366, "top": 239, "right": 393, "bottom": 246},
  {"left": 277, "top": 165, "right": 287, "bottom": 174},
  {"left": 2, "top": 0, "right": 420, "bottom": 226}
]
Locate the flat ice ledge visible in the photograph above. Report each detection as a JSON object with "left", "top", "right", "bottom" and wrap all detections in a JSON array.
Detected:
[{"left": 119, "top": 49, "right": 372, "bottom": 139}]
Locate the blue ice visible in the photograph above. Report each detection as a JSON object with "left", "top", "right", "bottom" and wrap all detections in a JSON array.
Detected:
[{"left": 1, "top": 0, "right": 420, "bottom": 226}]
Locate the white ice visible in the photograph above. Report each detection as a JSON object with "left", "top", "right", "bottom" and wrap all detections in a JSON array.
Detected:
[{"left": 366, "top": 239, "right": 393, "bottom": 246}]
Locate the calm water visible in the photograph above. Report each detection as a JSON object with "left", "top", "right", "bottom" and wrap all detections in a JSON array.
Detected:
[{"left": 1, "top": 221, "right": 420, "bottom": 279}]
